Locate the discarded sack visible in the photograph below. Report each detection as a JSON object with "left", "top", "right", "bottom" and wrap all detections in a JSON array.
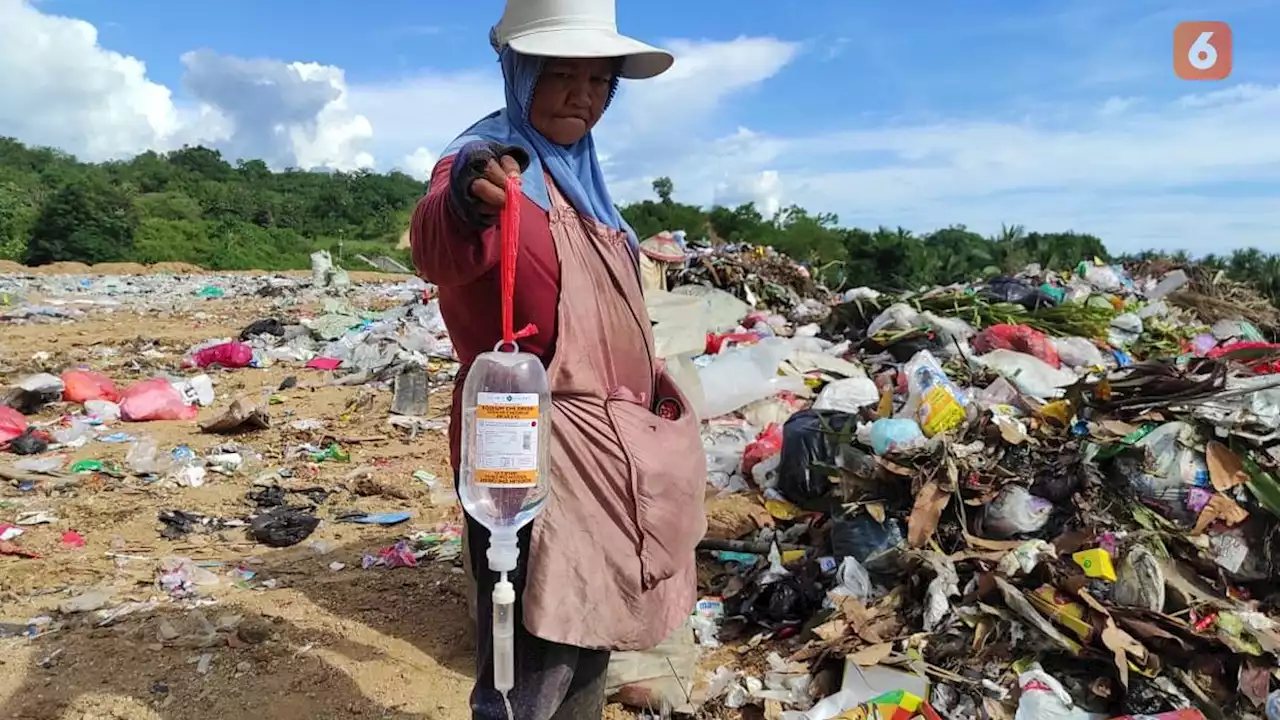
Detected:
[
  {"left": 777, "top": 409, "right": 858, "bottom": 504},
  {"left": 61, "top": 370, "right": 120, "bottom": 404},
  {"left": 120, "top": 379, "right": 199, "bottom": 422}
]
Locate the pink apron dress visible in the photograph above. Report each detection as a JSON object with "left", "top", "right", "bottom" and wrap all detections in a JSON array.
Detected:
[{"left": 520, "top": 179, "right": 708, "bottom": 651}]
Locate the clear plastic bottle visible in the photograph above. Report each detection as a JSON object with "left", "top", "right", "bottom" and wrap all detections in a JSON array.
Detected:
[
  {"left": 458, "top": 340, "right": 551, "bottom": 709},
  {"left": 459, "top": 346, "right": 552, "bottom": 540}
]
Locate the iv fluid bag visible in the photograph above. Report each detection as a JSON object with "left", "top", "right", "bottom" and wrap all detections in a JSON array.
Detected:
[{"left": 459, "top": 347, "right": 552, "bottom": 534}]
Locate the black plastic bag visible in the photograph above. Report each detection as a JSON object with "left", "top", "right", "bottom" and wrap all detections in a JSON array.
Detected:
[
  {"left": 777, "top": 409, "right": 857, "bottom": 504},
  {"left": 249, "top": 506, "right": 320, "bottom": 547},
  {"left": 830, "top": 514, "right": 905, "bottom": 572},
  {"left": 984, "top": 277, "right": 1059, "bottom": 310},
  {"left": 8, "top": 428, "right": 49, "bottom": 455},
  {"left": 734, "top": 564, "right": 824, "bottom": 628},
  {"left": 239, "top": 317, "right": 286, "bottom": 339}
]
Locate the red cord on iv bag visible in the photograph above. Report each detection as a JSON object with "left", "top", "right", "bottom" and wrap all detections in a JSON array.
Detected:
[{"left": 499, "top": 174, "right": 538, "bottom": 350}]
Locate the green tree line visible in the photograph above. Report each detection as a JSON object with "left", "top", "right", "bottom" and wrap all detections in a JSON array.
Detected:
[
  {"left": 625, "top": 177, "right": 1280, "bottom": 305},
  {"left": 1, "top": 137, "right": 1277, "bottom": 309},
  {"left": 0, "top": 137, "right": 423, "bottom": 270}
]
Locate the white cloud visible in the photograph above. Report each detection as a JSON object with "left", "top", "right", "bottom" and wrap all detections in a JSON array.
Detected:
[
  {"left": 0, "top": 0, "right": 375, "bottom": 170},
  {"left": 640, "top": 84, "right": 1280, "bottom": 253},
  {"left": 346, "top": 71, "right": 503, "bottom": 168},
  {"left": 400, "top": 147, "right": 439, "bottom": 180},
  {"left": 0, "top": 0, "right": 185, "bottom": 159},
  {"left": 180, "top": 50, "right": 374, "bottom": 171}
]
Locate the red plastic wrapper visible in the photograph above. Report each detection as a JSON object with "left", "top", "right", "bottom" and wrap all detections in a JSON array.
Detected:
[
  {"left": 61, "top": 370, "right": 120, "bottom": 403},
  {"left": 706, "top": 331, "right": 761, "bottom": 354},
  {"left": 1206, "top": 341, "right": 1280, "bottom": 374},
  {"left": 971, "top": 323, "right": 1061, "bottom": 368},
  {"left": 742, "top": 423, "right": 783, "bottom": 477},
  {"left": 0, "top": 406, "right": 28, "bottom": 445},
  {"left": 189, "top": 341, "right": 254, "bottom": 369},
  {"left": 119, "top": 379, "right": 198, "bottom": 422}
]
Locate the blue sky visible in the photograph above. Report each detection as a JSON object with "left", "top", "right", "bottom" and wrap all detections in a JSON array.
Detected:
[{"left": 4, "top": 0, "right": 1280, "bottom": 254}]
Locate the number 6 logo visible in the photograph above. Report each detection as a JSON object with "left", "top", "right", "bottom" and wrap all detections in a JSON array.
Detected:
[{"left": 1174, "top": 21, "right": 1232, "bottom": 80}]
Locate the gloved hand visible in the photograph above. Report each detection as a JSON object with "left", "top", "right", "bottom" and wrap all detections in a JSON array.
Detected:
[{"left": 448, "top": 140, "right": 532, "bottom": 227}]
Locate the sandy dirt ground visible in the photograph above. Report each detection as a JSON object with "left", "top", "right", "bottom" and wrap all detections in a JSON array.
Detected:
[{"left": 0, "top": 272, "right": 656, "bottom": 720}]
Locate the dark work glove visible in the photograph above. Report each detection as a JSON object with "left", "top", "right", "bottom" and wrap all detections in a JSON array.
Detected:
[{"left": 448, "top": 140, "right": 532, "bottom": 228}]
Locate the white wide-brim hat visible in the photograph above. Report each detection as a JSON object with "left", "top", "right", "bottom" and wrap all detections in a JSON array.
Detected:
[{"left": 493, "top": 0, "right": 674, "bottom": 80}]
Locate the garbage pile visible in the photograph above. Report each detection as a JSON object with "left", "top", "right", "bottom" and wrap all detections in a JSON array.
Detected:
[
  {"left": 0, "top": 250, "right": 403, "bottom": 324},
  {"left": 667, "top": 258, "right": 1280, "bottom": 719},
  {"left": 670, "top": 242, "right": 828, "bottom": 316}
]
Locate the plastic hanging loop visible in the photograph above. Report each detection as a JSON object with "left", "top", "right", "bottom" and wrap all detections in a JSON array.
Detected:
[{"left": 495, "top": 174, "right": 538, "bottom": 354}]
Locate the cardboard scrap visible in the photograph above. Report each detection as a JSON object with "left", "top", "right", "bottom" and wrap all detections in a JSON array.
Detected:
[{"left": 1206, "top": 441, "right": 1249, "bottom": 492}]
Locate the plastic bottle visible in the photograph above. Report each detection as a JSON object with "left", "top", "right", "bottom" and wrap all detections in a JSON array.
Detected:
[{"left": 457, "top": 175, "right": 551, "bottom": 717}]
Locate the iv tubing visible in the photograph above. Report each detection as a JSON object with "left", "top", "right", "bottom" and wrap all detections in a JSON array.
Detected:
[{"left": 489, "top": 534, "right": 519, "bottom": 716}]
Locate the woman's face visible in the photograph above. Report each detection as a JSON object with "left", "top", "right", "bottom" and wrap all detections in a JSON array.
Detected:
[{"left": 529, "top": 57, "right": 615, "bottom": 145}]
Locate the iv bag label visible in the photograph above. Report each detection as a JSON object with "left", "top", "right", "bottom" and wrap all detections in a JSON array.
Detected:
[{"left": 474, "top": 392, "right": 540, "bottom": 487}]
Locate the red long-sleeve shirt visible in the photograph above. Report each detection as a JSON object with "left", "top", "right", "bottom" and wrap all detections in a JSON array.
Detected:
[{"left": 410, "top": 156, "right": 561, "bottom": 471}]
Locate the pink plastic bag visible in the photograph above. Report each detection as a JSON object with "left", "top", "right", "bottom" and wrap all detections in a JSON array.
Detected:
[
  {"left": 62, "top": 370, "right": 121, "bottom": 403},
  {"left": 189, "top": 342, "right": 254, "bottom": 369},
  {"left": 119, "top": 379, "right": 198, "bottom": 422},
  {"left": 0, "top": 406, "right": 27, "bottom": 444}
]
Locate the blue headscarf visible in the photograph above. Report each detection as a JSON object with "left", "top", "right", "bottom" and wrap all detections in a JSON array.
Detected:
[{"left": 441, "top": 46, "right": 639, "bottom": 250}]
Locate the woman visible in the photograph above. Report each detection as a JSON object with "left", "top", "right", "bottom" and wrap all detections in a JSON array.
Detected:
[{"left": 410, "top": 2, "right": 708, "bottom": 718}]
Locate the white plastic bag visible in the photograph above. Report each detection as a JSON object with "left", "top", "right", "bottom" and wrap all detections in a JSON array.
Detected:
[
  {"left": 1108, "top": 313, "right": 1144, "bottom": 348},
  {"left": 1052, "top": 336, "right": 1105, "bottom": 369},
  {"left": 697, "top": 338, "right": 805, "bottom": 418},
  {"left": 866, "top": 303, "right": 921, "bottom": 336},
  {"left": 827, "top": 556, "right": 871, "bottom": 602},
  {"left": 972, "top": 349, "right": 1076, "bottom": 399},
  {"left": 1082, "top": 264, "right": 1127, "bottom": 293},
  {"left": 310, "top": 250, "right": 333, "bottom": 286},
  {"left": 1014, "top": 667, "right": 1089, "bottom": 720},
  {"left": 812, "top": 377, "right": 878, "bottom": 413}
]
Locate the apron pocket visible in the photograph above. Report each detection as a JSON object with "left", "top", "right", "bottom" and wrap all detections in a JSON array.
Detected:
[{"left": 606, "top": 376, "right": 707, "bottom": 590}]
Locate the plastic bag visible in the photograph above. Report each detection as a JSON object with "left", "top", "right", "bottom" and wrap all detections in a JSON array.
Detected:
[
  {"left": 1080, "top": 263, "right": 1129, "bottom": 293},
  {"left": 985, "top": 277, "right": 1059, "bottom": 310},
  {"left": 1014, "top": 667, "right": 1089, "bottom": 720},
  {"left": 1212, "top": 319, "right": 1265, "bottom": 343},
  {"left": 697, "top": 338, "right": 804, "bottom": 418},
  {"left": 189, "top": 341, "right": 254, "bottom": 369},
  {"left": 61, "top": 370, "right": 120, "bottom": 404},
  {"left": 742, "top": 423, "right": 784, "bottom": 479},
  {"left": 812, "top": 377, "right": 878, "bottom": 413},
  {"left": 920, "top": 311, "right": 976, "bottom": 345},
  {"left": 250, "top": 507, "right": 320, "bottom": 547},
  {"left": 1052, "top": 336, "right": 1105, "bottom": 369},
  {"left": 830, "top": 514, "right": 904, "bottom": 572},
  {"left": 777, "top": 409, "right": 857, "bottom": 504},
  {"left": 866, "top": 303, "right": 921, "bottom": 336},
  {"left": 902, "top": 350, "right": 969, "bottom": 436},
  {"left": 120, "top": 379, "right": 199, "bottom": 422},
  {"left": 0, "top": 406, "right": 28, "bottom": 445},
  {"left": 972, "top": 324, "right": 1061, "bottom": 368},
  {"left": 868, "top": 417, "right": 926, "bottom": 456},
  {"left": 827, "top": 556, "right": 871, "bottom": 602},
  {"left": 1108, "top": 313, "right": 1144, "bottom": 348},
  {"left": 703, "top": 422, "right": 754, "bottom": 492},
  {"left": 1113, "top": 421, "right": 1208, "bottom": 523},
  {"left": 978, "top": 485, "right": 1053, "bottom": 538},
  {"left": 971, "top": 349, "right": 1076, "bottom": 399}
]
